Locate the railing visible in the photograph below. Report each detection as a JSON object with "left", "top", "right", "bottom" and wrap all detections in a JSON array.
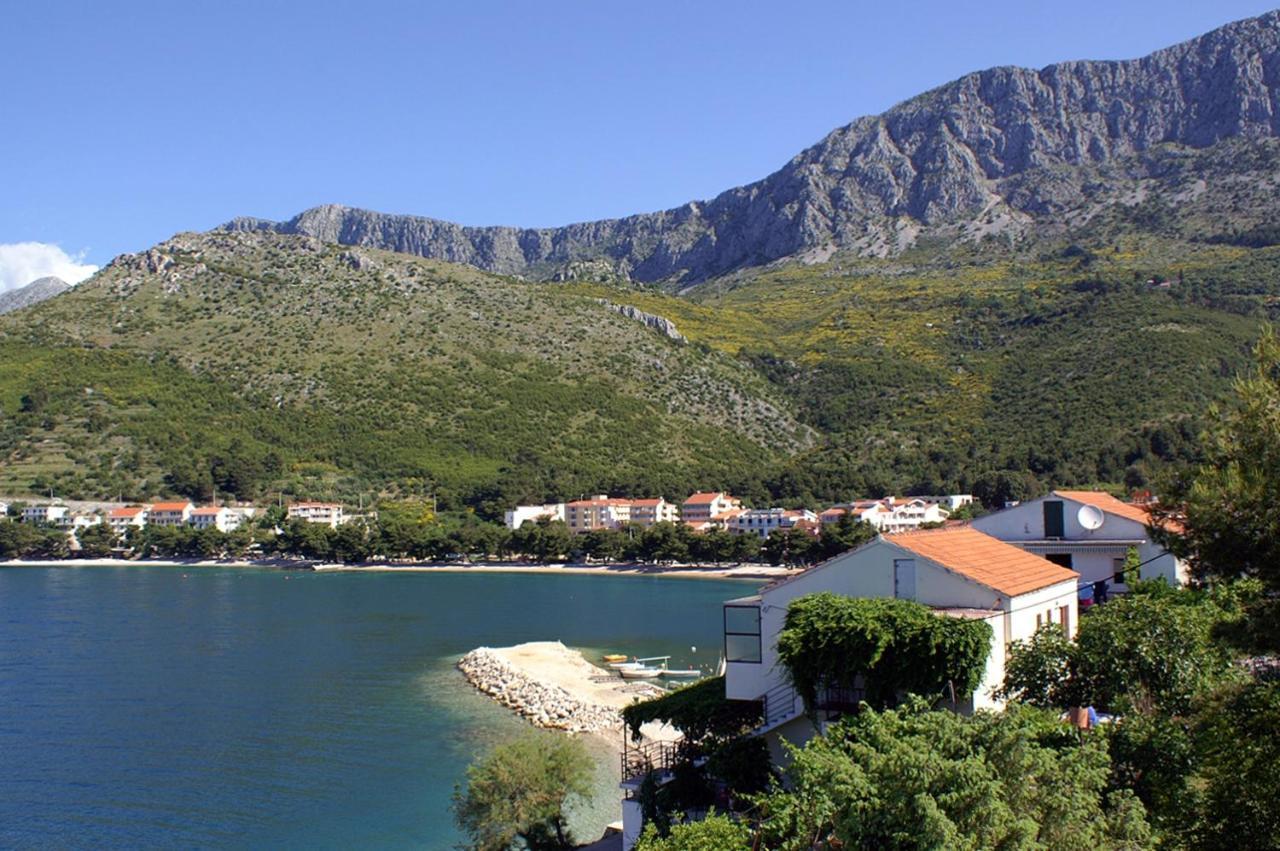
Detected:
[
  {"left": 620, "top": 738, "right": 682, "bottom": 784},
  {"left": 815, "top": 685, "right": 865, "bottom": 714},
  {"left": 762, "top": 680, "right": 798, "bottom": 728}
]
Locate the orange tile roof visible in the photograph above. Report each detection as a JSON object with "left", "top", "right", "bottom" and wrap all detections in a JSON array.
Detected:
[
  {"left": 191, "top": 507, "right": 225, "bottom": 516},
  {"left": 567, "top": 498, "right": 632, "bottom": 508},
  {"left": 890, "top": 527, "right": 1078, "bottom": 597},
  {"left": 683, "top": 492, "right": 725, "bottom": 505},
  {"left": 108, "top": 506, "right": 146, "bottom": 518},
  {"left": 629, "top": 498, "right": 664, "bottom": 507},
  {"left": 290, "top": 502, "right": 341, "bottom": 509},
  {"left": 151, "top": 501, "right": 192, "bottom": 512},
  {"left": 1053, "top": 490, "right": 1181, "bottom": 533}
]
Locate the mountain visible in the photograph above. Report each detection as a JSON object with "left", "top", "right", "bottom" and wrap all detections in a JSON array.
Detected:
[
  {"left": 225, "top": 11, "right": 1280, "bottom": 284},
  {"left": 0, "top": 276, "right": 70, "bottom": 315}
]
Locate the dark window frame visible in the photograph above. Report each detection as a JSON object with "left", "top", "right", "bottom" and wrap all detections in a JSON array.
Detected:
[{"left": 724, "top": 604, "right": 762, "bottom": 664}]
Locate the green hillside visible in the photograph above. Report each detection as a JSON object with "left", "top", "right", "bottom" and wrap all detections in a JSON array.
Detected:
[
  {"left": 0, "top": 227, "right": 1271, "bottom": 515},
  {"left": 0, "top": 232, "right": 808, "bottom": 512}
]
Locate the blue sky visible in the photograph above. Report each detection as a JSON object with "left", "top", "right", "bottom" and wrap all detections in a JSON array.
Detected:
[{"left": 1, "top": 0, "right": 1275, "bottom": 287}]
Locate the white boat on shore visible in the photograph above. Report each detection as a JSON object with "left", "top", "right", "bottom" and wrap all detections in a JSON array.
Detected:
[
  {"left": 619, "top": 666, "right": 664, "bottom": 679},
  {"left": 658, "top": 668, "right": 701, "bottom": 678}
]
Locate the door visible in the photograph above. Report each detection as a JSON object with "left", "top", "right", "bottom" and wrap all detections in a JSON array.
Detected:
[
  {"left": 894, "top": 559, "right": 916, "bottom": 600},
  {"left": 1044, "top": 500, "right": 1065, "bottom": 538}
]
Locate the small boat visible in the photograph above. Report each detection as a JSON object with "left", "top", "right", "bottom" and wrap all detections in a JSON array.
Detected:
[
  {"left": 619, "top": 666, "right": 663, "bottom": 679},
  {"left": 602, "top": 654, "right": 629, "bottom": 664},
  {"left": 609, "top": 659, "right": 643, "bottom": 670},
  {"left": 658, "top": 668, "right": 701, "bottom": 678}
]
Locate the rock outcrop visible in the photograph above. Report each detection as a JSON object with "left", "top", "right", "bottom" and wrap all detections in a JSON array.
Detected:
[
  {"left": 597, "top": 300, "right": 686, "bottom": 343},
  {"left": 223, "top": 12, "right": 1280, "bottom": 283}
]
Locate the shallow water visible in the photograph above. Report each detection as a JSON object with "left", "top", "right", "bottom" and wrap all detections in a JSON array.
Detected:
[{"left": 0, "top": 566, "right": 756, "bottom": 848}]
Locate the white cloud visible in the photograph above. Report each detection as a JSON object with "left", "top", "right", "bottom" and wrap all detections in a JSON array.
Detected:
[{"left": 0, "top": 242, "right": 99, "bottom": 293}]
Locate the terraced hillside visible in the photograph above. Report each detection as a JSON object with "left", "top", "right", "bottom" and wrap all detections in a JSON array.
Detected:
[{"left": 0, "top": 231, "right": 809, "bottom": 510}]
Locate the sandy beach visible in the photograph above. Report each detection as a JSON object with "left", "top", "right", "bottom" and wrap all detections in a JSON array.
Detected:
[{"left": 0, "top": 556, "right": 789, "bottom": 581}]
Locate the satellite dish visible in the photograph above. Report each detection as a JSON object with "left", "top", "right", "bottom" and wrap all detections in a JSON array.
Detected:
[{"left": 1077, "top": 504, "right": 1105, "bottom": 531}]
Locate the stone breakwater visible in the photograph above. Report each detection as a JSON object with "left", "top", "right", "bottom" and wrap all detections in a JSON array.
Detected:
[{"left": 459, "top": 647, "right": 628, "bottom": 734}]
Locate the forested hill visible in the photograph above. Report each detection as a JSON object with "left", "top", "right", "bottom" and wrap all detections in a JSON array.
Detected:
[
  {"left": 225, "top": 11, "right": 1280, "bottom": 284},
  {"left": 0, "top": 231, "right": 809, "bottom": 512}
]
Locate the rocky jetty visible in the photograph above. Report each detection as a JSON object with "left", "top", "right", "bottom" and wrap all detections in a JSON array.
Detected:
[{"left": 458, "top": 646, "right": 656, "bottom": 734}]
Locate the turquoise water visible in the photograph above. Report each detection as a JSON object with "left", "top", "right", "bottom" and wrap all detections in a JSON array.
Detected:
[{"left": 0, "top": 567, "right": 755, "bottom": 848}]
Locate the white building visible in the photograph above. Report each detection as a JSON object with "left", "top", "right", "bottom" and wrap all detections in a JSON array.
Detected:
[
  {"left": 287, "top": 502, "right": 346, "bottom": 528},
  {"left": 970, "top": 490, "right": 1188, "bottom": 596},
  {"left": 190, "top": 506, "right": 241, "bottom": 533},
  {"left": 504, "top": 503, "right": 566, "bottom": 530},
  {"left": 724, "top": 526, "right": 1075, "bottom": 741},
  {"left": 820, "top": 497, "right": 950, "bottom": 534},
  {"left": 628, "top": 498, "right": 679, "bottom": 527},
  {"left": 108, "top": 505, "right": 149, "bottom": 533},
  {"left": 148, "top": 501, "right": 194, "bottom": 526},
  {"left": 729, "top": 508, "right": 819, "bottom": 539},
  {"left": 565, "top": 496, "right": 633, "bottom": 533},
  {"left": 22, "top": 504, "right": 69, "bottom": 525},
  {"left": 0, "top": 501, "right": 8, "bottom": 517}
]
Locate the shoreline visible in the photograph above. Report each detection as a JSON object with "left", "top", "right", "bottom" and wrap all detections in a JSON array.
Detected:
[{"left": 0, "top": 556, "right": 789, "bottom": 582}]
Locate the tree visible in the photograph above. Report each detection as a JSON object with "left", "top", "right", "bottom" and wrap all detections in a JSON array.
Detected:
[
  {"left": 1152, "top": 325, "right": 1280, "bottom": 648},
  {"left": 1190, "top": 681, "right": 1280, "bottom": 849},
  {"left": 754, "top": 701, "right": 1152, "bottom": 850},
  {"left": 451, "top": 731, "right": 594, "bottom": 851},
  {"left": 1000, "top": 583, "right": 1246, "bottom": 716},
  {"left": 634, "top": 813, "right": 751, "bottom": 850},
  {"left": 972, "top": 469, "right": 1044, "bottom": 510},
  {"left": 77, "top": 522, "right": 117, "bottom": 558}
]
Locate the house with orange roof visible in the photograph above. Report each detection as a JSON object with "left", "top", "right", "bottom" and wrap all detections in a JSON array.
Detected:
[
  {"left": 190, "top": 506, "right": 242, "bottom": 533},
  {"left": 627, "top": 497, "right": 678, "bottom": 528},
  {"left": 722, "top": 526, "right": 1079, "bottom": 740},
  {"left": 147, "top": 501, "right": 193, "bottom": 526},
  {"left": 971, "top": 490, "right": 1188, "bottom": 594},
  {"left": 681, "top": 492, "right": 741, "bottom": 527},
  {"left": 564, "top": 495, "right": 633, "bottom": 533},
  {"left": 107, "top": 505, "right": 150, "bottom": 533}
]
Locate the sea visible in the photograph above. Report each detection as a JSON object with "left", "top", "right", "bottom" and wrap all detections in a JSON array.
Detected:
[{"left": 0, "top": 566, "right": 757, "bottom": 849}]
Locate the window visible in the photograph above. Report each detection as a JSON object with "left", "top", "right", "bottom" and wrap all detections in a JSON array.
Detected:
[
  {"left": 1044, "top": 500, "right": 1065, "bottom": 538},
  {"left": 724, "top": 605, "right": 761, "bottom": 663},
  {"left": 1113, "top": 557, "right": 1130, "bottom": 584},
  {"left": 893, "top": 558, "right": 916, "bottom": 600},
  {"left": 1046, "top": 553, "right": 1073, "bottom": 569}
]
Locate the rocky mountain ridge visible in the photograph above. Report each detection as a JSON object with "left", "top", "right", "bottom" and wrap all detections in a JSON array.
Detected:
[
  {"left": 0, "top": 276, "right": 70, "bottom": 315},
  {"left": 224, "top": 11, "right": 1280, "bottom": 283}
]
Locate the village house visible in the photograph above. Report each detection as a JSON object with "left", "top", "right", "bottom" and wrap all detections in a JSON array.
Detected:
[
  {"left": 189, "top": 506, "right": 241, "bottom": 533},
  {"left": 107, "top": 505, "right": 149, "bottom": 533},
  {"left": 147, "top": 501, "right": 194, "bottom": 526},
  {"left": 503, "top": 503, "right": 566, "bottom": 530},
  {"left": 722, "top": 526, "right": 1077, "bottom": 738},
  {"left": 728, "top": 508, "right": 819, "bottom": 539},
  {"left": 287, "top": 502, "right": 346, "bottom": 528},
  {"left": 681, "top": 492, "right": 742, "bottom": 529},
  {"left": 820, "top": 497, "right": 951, "bottom": 533},
  {"left": 970, "top": 490, "right": 1188, "bottom": 597},
  {"left": 627, "top": 497, "right": 679, "bottom": 528},
  {"left": 22, "top": 503, "right": 69, "bottom": 525},
  {"left": 565, "top": 496, "right": 633, "bottom": 533}
]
